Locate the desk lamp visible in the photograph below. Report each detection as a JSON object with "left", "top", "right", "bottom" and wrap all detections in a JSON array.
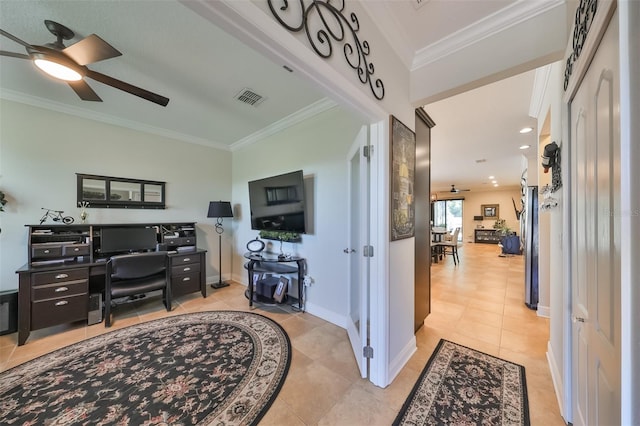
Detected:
[{"left": 207, "top": 201, "right": 233, "bottom": 289}]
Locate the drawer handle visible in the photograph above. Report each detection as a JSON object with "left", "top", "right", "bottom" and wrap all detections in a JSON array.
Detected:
[
  {"left": 55, "top": 273, "right": 69, "bottom": 279},
  {"left": 55, "top": 287, "right": 69, "bottom": 292},
  {"left": 73, "top": 247, "right": 80, "bottom": 252},
  {"left": 183, "top": 267, "right": 191, "bottom": 272},
  {"left": 55, "top": 300, "right": 68, "bottom": 306},
  {"left": 44, "top": 250, "right": 50, "bottom": 254},
  {"left": 182, "top": 277, "right": 191, "bottom": 282},
  {"left": 183, "top": 258, "right": 191, "bottom": 262}
]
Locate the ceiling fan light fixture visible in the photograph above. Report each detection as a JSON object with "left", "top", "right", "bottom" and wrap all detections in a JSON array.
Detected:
[{"left": 33, "top": 57, "right": 82, "bottom": 81}]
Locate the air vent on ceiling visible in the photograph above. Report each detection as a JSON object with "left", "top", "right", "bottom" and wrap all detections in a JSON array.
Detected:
[
  {"left": 234, "top": 88, "right": 265, "bottom": 107},
  {"left": 475, "top": 159, "right": 487, "bottom": 163}
]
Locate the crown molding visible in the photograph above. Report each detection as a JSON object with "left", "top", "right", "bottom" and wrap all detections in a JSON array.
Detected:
[
  {"left": 230, "top": 97, "right": 337, "bottom": 151},
  {"left": 358, "top": 1, "right": 415, "bottom": 69},
  {"left": 412, "top": 0, "right": 565, "bottom": 71},
  {"left": 1, "top": 89, "right": 338, "bottom": 153},
  {"left": 0, "top": 89, "right": 231, "bottom": 151}
]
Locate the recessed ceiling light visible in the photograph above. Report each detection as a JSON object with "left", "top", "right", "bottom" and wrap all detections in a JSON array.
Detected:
[
  {"left": 488, "top": 175, "right": 495, "bottom": 179},
  {"left": 520, "top": 144, "right": 531, "bottom": 150},
  {"left": 519, "top": 127, "right": 533, "bottom": 134},
  {"left": 494, "top": 183, "right": 499, "bottom": 187},
  {"left": 492, "top": 180, "right": 497, "bottom": 184}
]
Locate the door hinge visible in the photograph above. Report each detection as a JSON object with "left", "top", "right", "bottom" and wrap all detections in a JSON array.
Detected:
[
  {"left": 363, "top": 245, "right": 374, "bottom": 257},
  {"left": 363, "top": 346, "right": 374, "bottom": 358},
  {"left": 363, "top": 145, "right": 373, "bottom": 158}
]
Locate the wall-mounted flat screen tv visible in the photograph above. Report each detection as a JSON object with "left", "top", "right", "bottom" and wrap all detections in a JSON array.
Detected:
[
  {"left": 248, "top": 170, "right": 306, "bottom": 233},
  {"left": 100, "top": 226, "right": 158, "bottom": 255}
]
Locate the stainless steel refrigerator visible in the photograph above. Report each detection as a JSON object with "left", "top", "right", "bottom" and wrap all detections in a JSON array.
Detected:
[{"left": 522, "top": 186, "right": 539, "bottom": 309}]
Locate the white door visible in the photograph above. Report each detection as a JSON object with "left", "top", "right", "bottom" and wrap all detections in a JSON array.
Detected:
[
  {"left": 569, "top": 6, "right": 620, "bottom": 425},
  {"left": 346, "top": 126, "right": 370, "bottom": 378}
]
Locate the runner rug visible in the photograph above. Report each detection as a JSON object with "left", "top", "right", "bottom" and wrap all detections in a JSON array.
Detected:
[
  {"left": 393, "top": 339, "right": 530, "bottom": 426},
  {"left": 0, "top": 311, "right": 291, "bottom": 425}
]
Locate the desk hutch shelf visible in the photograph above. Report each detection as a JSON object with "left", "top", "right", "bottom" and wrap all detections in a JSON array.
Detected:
[{"left": 16, "top": 222, "right": 205, "bottom": 345}]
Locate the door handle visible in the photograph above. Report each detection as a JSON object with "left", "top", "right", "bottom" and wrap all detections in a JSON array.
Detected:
[
  {"left": 343, "top": 248, "right": 356, "bottom": 253},
  {"left": 572, "top": 316, "right": 586, "bottom": 323}
]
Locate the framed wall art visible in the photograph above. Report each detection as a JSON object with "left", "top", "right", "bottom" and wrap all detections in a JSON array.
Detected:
[
  {"left": 390, "top": 115, "right": 416, "bottom": 241},
  {"left": 481, "top": 204, "right": 499, "bottom": 220}
]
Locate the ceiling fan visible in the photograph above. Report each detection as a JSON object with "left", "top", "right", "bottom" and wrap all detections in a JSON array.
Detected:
[
  {"left": 450, "top": 184, "right": 471, "bottom": 193},
  {"left": 0, "top": 20, "right": 169, "bottom": 106}
]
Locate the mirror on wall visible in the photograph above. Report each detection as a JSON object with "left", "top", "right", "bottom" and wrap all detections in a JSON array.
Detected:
[{"left": 77, "top": 173, "right": 165, "bottom": 209}]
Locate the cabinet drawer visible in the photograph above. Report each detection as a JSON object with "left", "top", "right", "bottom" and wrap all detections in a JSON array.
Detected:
[
  {"left": 32, "top": 245, "right": 63, "bottom": 258},
  {"left": 171, "top": 262, "right": 200, "bottom": 276},
  {"left": 31, "top": 294, "right": 88, "bottom": 330},
  {"left": 166, "top": 237, "right": 196, "bottom": 246},
  {"left": 32, "top": 279, "right": 88, "bottom": 301},
  {"left": 62, "top": 244, "right": 90, "bottom": 256},
  {"left": 32, "top": 268, "right": 88, "bottom": 286},
  {"left": 170, "top": 254, "right": 199, "bottom": 266},
  {"left": 171, "top": 272, "right": 201, "bottom": 297}
]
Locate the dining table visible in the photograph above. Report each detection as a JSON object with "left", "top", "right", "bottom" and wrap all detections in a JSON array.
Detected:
[
  {"left": 432, "top": 227, "right": 448, "bottom": 242},
  {"left": 431, "top": 227, "right": 448, "bottom": 263}
]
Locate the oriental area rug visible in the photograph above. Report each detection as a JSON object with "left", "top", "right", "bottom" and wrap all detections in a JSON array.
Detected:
[
  {"left": 0, "top": 311, "right": 291, "bottom": 425},
  {"left": 393, "top": 339, "right": 530, "bottom": 426}
]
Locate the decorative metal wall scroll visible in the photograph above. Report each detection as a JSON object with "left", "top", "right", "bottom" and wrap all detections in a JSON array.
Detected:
[
  {"left": 563, "top": 0, "right": 598, "bottom": 90},
  {"left": 268, "top": 0, "right": 385, "bottom": 100}
]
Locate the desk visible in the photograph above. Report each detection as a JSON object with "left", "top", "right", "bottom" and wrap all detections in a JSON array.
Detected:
[
  {"left": 244, "top": 253, "right": 305, "bottom": 311},
  {"left": 16, "top": 247, "right": 206, "bottom": 346}
]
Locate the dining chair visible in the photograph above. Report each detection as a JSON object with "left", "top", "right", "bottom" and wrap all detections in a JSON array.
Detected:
[{"left": 440, "top": 227, "right": 461, "bottom": 265}]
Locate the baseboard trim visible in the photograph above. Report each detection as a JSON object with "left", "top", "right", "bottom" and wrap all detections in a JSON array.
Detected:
[
  {"left": 537, "top": 304, "right": 551, "bottom": 318},
  {"left": 388, "top": 336, "right": 417, "bottom": 384},
  {"left": 547, "top": 341, "right": 566, "bottom": 419}
]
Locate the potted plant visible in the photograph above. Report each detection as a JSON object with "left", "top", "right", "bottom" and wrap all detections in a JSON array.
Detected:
[
  {"left": 259, "top": 230, "right": 300, "bottom": 259},
  {"left": 258, "top": 230, "right": 300, "bottom": 242},
  {"left": 495, "top": 221, "right": 520, "bottom": 255}
]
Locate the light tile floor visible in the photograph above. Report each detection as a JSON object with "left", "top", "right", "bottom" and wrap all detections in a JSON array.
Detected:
[{"left": 0, "top": 243, "right": 565, "bottom": 425}]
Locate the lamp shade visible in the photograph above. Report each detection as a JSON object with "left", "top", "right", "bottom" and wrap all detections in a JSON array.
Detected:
[{"left": 207, "top": 201, "right": 233, "bottom": 218}]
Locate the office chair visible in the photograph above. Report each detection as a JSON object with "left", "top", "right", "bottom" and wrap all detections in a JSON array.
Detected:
[{"left": 104, "top": 251, "right": 170, "bottom": 327}]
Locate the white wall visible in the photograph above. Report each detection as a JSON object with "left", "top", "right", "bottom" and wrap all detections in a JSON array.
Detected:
[
  {"left": 230, "top": 105, "right": 365, "bottom": 325},
  {"left": 533, "top": 61, "right": 566, "bottom": 417},
  {"left": 0, "top": 99, "right": 232, "bottom": 291}
]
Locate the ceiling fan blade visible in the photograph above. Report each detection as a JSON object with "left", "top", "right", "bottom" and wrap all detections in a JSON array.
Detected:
[
  {"left": 0, "top": 50, "right": 30, "bottom": 60},
  {"left": 68, "top": 79, "right": 102, "bottom": 102},
  {"left": 86, "top": 69, "right": 169, "bottom": 106},
  {"left": 63, "top": 34, "right": 122, "bottom": 65},
  {"left": 0, "top": 29, "right": 32, "bottom": 48}
]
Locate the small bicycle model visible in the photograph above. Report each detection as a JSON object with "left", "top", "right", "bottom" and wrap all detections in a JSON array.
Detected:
[{"left": 39, "top": 208, "right": 74, "bottom": 225}]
